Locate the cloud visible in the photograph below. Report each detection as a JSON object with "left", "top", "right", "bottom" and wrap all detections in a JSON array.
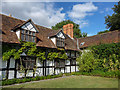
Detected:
[
  {"left": 99, "top": 11, "right": 104, "bottom": 14},
  {"left": 105, "top": 7, "right": 111, "bottom": 12},
  {"left": 73, "top": 19, "right": 89, "bottom": 28},
  {"left": 68, "top": 2, "right": 98, "bottom": 28},
  {"left": 2, "top": 2, "right": 65, "bottom": 28},
  {"left": 2, "top": 2, "right": 98, "bottom": 29},
  {"left": 68, "top": 2, "right": 98, "bottom": 19},
  {"left": 87, "top": 33, "right": 96, "bottom": 36}
]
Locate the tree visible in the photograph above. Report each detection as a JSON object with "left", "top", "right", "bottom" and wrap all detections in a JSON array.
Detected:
[
  {"left": 97, "top": 30, "right": 109, "bottom": 35},
  {"left": 52, "top": 20, "right": 87, "bottom": 38},
  {"left": 82, "top": 32, "right": 87, "bottom": 37},
  {"left": 105, "top": 1, "right": 120, "bottom": 31}
]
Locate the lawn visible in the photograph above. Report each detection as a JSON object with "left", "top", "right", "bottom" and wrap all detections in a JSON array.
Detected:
[{"left": 4, "top": 75, "right": 118, "bottom": 88}]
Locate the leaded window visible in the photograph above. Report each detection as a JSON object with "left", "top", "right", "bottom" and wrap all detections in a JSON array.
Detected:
[
  {"left": 21, "top": 29, "right": 36, "bottom": 42},
  {"left": 71, "top": 59, "right": 76, "bottom": 65},
  {"left": 56, "top": 38, "right": 65, "bottom": 47},
  {"left": 20, "top": 21, "right": 37, "bottom": 42},
  {"left": 55, "top": 60, "right": 65, "bottom": 68},
  {"left": 18, "top": 56, "right": 35, "bottom": 69}
]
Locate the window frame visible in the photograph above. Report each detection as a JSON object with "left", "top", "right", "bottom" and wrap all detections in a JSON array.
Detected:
[
  {"left": 56, "top": 37, "right": 65, "bottom": 47},
  {"left": 71, "top": 59, "right": 76, "bottom": 65},
  {"left": 55, "top": 60, "right": 65, "bottom": 68},
  {"left": 20, "top": 29, "right": 36, "bottom": 43},
  {"left": 17, "top": 56, "right": 36, "bottom": 69}
]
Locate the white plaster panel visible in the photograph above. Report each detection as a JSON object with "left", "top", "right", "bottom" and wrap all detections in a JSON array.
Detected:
[
  {"left": 22, "top": 22, "right": 36, "bottom": 32},
  {"left": 17, "top": 70, "right": 25, "bottom": 78},
  {"left": 8, "top": 70, "right": 14, "bottom": 79},
  {"left": 49, "top": 68, "right": 54, "bottom": 75},
  {"left": 51, "top": 37, "right": 56, "bottom": 45},
  {"left": 57, "top": 31, "right": 65, "bottom": 39},
  {"left": 26, "top": 70, "right": 33, "bottom": 77},
  {"left": 46, "top": 68, "right": 54, "bottom": 75},
  {"left": 65, "top": 60, "right": 70, "bottom": 65},
  {"left": 35, "top": 68, "right": 43, "bottom": 76},
  {"left": 76, "top": 66, "right": 79, "bottom": 71},
  {"left": 27, "top": 23, "right": 33, "bottom": 30},
  {"left": 16, "top": 30, "right": 20, "bottom": 39},
  {"left": 0, "top": 60, "right": 7, "bottom": 68},
  {"left": 71, "top": 66, "right": 75, "bottom": 72},
  {"left": 0, "top": 71, "right": 2, "bottom": 80},
  {"left": 36, "top": 58, "right": 43, "bottom": 67},
  {"left": 61, "top": 68, "right": 64, "bottom": 73},
  {"left": 46, "top": 68, "right": 49, "bottom": 75},
  {"left": 0, "top": 71, "right": 6, "bottom": 80},
  {"left": 55, "top": 69, "right": 60, "bottom": 75},
  {"left": 9, "top": 58, "right": 15, "bottom": 68},
  {"left": 46, "top": 61, "right": 54, "bottom": 66},
  {"left": 65, "top": 66, "right": 70, "bottom": 73}
]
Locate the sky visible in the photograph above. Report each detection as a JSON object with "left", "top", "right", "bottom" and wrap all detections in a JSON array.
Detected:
[{"left": 1, "top": 1, "right": 118, "bottom": 36}]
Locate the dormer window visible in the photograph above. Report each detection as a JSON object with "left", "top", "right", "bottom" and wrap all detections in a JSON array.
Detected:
[
  {"left": 21, "top": 29, "right": 36, "bottom": 42},
  {"left": 49, "top": 30, "right": 65, "bottom": 48},
  {"left": 56, "top": 37, "right": 65, "bottom": 47},
  {"left": 19, "top": 20, "right": 38, "bottom": 42}
]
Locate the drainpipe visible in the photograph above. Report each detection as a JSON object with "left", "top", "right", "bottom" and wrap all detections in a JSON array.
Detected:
[{"left": 77, "top": 39, "right": 79, "bottom": 49}]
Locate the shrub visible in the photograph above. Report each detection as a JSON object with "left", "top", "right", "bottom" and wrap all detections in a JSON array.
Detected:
[
  {"left": 77, "top": 50, "right": 100, "bottom": 72},
  {"left": 35, "top": 76, "right": 41, "bottom": 80},
  {"left": 91, "top": 43, "right": 120, "bottom": 60},
  {"left": 46, "top": 75, "right": 52, "bottom": 79},
  {"left": 2, "top": 73, "right": 64, "bottom": 86}
]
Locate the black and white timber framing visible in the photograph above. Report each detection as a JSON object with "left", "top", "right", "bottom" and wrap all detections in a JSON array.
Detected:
[{"left": 0, "top": 48, "right": 79, "bottom": 80}]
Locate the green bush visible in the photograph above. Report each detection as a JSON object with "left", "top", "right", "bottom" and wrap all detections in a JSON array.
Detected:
[
  {"left": 76, "top": 50, "right": 100, "bottom": 72},
  {"left": 35, "top": 76, "right": 41, "bottom": 80},
  {"left": 46, "top": 75, "right": 52, "bottom": 79},
  {"left": 77, "top": 43, "right": 120, "bottom": 73},
  {"left": 91, "top": 43, "right": 120, "bottom": 60},
  {"left": 2, "top": 73, "right": 64, "bottom": 86}
]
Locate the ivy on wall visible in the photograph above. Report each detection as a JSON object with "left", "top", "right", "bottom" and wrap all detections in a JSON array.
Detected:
[
  {"left": 47, "top": 49, "right": 68, "bottom": 61},
  {"left": 2, "top": 41, "right": 68, "bottom": 61},
  {"left": 91, "top": 43, "right": 120, "bottom": 59}
]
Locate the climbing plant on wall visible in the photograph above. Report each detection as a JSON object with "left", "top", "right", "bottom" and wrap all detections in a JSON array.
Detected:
[
  {"left": 47, "top": 48, "right": 68, "bottom": 61},
  {"left": 2, "top": 41, "right": 45, "bottom": 61},
  {"left": 2, "top": 42, "right": 68, "bottom": 61}
]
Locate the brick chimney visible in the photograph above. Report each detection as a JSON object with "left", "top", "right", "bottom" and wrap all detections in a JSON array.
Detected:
[{"left": 63, "top": 24, "right": 73, "bottom": 39}]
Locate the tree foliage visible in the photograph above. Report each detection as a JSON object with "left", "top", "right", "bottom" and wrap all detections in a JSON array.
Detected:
[
  {"left": 77, "top": 44, "right": 120, "bottom": 72},
  {"left": 91, "top": 43, "right": 120, "bottom": 60},
  {"left": 52, "top": 20, "right": 87, "bottom": 38},
  {"left": 105, "top": 1, "right": 120, "bottom": 31},
  {"left": 97, "top": 30, "right": 109, "bottom": 35},
  {"left": 77, "top": 50, "right": 100, "bottom": 72}
]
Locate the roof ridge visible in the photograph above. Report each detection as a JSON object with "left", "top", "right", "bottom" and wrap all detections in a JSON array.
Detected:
[
  {"left": 0, "top": 13, "right": 25, "bottom": 22},
  {"left": 0, "top": 13, "right": 54, "bottom": 31},
  {"left": 78, "top": 30, "right": 119, "bottom": 40}
]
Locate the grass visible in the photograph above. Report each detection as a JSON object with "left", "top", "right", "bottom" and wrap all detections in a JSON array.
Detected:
[{"left": 3, "top": 75, "right": 118, "bottom": 88}]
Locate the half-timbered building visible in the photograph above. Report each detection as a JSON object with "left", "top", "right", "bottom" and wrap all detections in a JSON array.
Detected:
[{"left": 0, "top": 14, "right": 80, "bottom": 80}]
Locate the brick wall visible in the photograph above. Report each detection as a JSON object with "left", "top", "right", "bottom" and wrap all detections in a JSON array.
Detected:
[{"left": 63, "top": 24, "right": 74, "bottom": 38}]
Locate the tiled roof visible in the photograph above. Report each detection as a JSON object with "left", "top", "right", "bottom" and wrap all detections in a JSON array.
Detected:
[
  {"left": 1, "top": 14, "right": 79, "bottom": 51},
  {"left": 47, "top": 29, "right": 61, "bottom": 37},
  {"left": 78, "top": 30, "right": 120, "bottom": 48}
]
